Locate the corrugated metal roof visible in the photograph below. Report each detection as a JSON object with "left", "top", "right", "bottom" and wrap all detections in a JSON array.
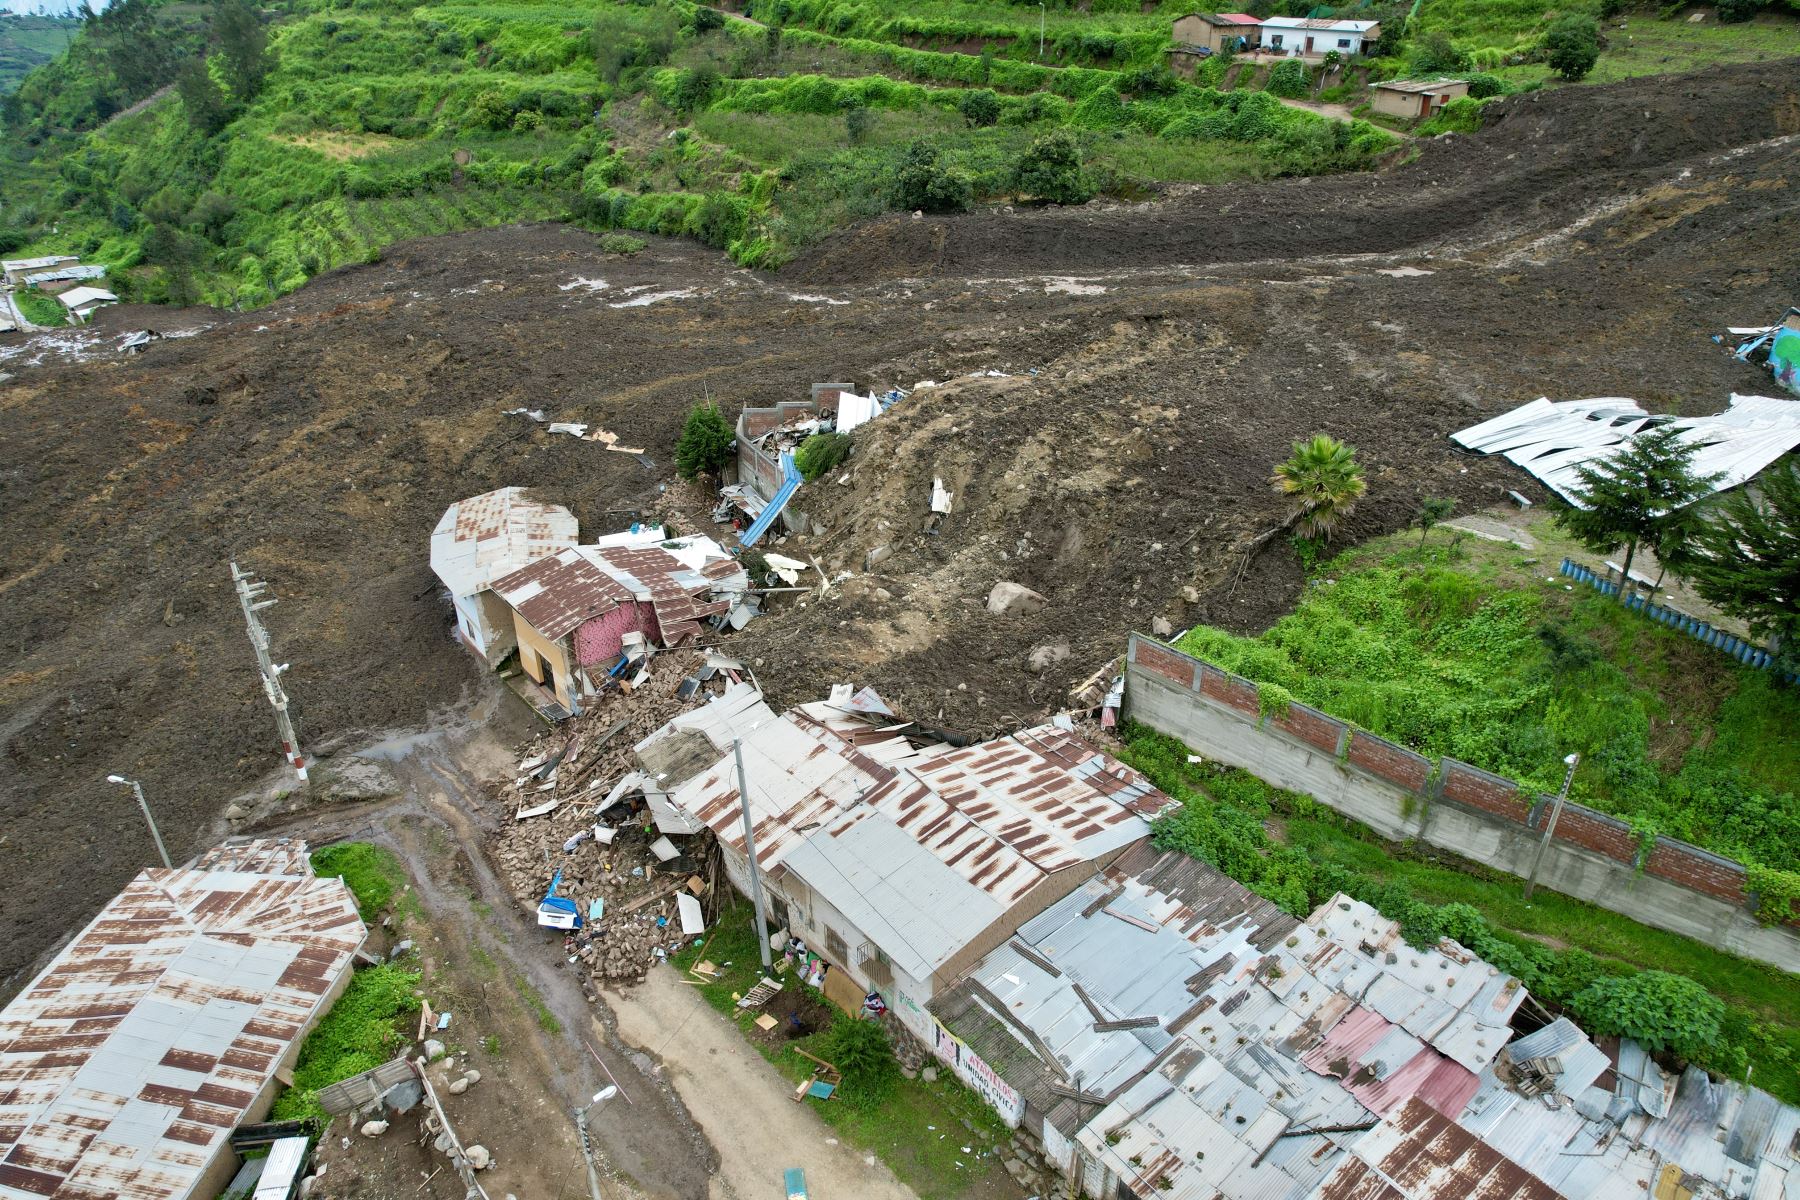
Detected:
[
  {"left": 492, "top": 547, "right": 631, "bottom": 639},
  {"left": 430, "top": 487, "right": 579, "bottom": 600},
  {"left": 1261, "top": 15, "right": 1378, "bottom": 30},
  {"left": 1450, "top": 394, "right": 1800, "bottom": 506},
  {"left": 0, "top": 841, "right": 364, "bottom": 1200},
  {"left": 1372, "top": 78, "right": 1469, "bottom": 94},
  {"left": 1311, "top": 1097, "right": 1565, "bottom": 1199}
]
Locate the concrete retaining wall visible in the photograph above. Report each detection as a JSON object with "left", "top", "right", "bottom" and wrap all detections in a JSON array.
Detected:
[{"left": 1122, "top": 634, "right": 1800, "bottom": 974}]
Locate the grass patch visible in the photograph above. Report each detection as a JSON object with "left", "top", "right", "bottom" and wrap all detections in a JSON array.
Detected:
[
  {"left": 513, "top": 973, "right": 562, "bottom": 1035},
  {"left": 312, "top": 842, "right": 408, "bottom": 917},
  {"left": 673, "top": 905, "right": 1012, "bottom": 1200},
  {"left": 14, "top": 290, "right": 66, "bottom": 327},
  {"left": 270, "top": 962, "right": 422, "bottom": 1122}
]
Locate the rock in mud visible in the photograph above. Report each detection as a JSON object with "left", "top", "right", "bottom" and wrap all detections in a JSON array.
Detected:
[
  {"left": 424, "top": 1039, "right": 446, "bottom": 1062},
  {"left": 465, "top": 1145, "right": 492, "bottom": 1171},
  {"left": 986, "top": 581, "right": 1046, "bottom": 617},
  {"left": 865, "top": 544, "right": 892, "bottom": 569},
  {"left": 1025, "top": 640, "right": 1071, "bottom": 675},
  {"left": 448, "top": 1077, "right": 470, "bottom": 1096},
  {"left": 359, "top": 1120, "right": 389, "bottom": 1138},
  {"left": 1151, "top": 616, "right": 1174, "bottom": 638}
]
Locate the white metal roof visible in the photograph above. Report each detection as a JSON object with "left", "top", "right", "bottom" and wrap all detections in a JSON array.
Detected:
[
  {"left": 0, "top": 841, "right": 364, "bottom": 1200},
  {"left": 1, "top": 255, "right": 77, "bottom": 273},
  {"left": 1450, "top": 394, "right": 1800, "bottom": 505},
  {"left": 58, "top": 286, "right": 117, "bottom": 309},
  {"left": 1260, "top": 15, "right": 1378, "bottom": 31},
  {"left": 429, "top": 487, "right": 579, "bottom": 600}
]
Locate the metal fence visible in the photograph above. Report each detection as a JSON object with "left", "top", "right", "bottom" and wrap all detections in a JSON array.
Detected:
[{"left": 1557, "top": 558, "right": 1793, "bottom": 680}]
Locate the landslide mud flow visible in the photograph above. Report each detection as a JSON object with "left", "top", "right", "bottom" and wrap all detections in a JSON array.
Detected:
[{"left": 2, "top": 61, "right": 1796, "bottom": 997}]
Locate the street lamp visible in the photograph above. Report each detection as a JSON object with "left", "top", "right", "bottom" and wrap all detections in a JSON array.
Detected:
[
  {"left": 1522, "top": 753, "right": 1580, "bottom": 902},
  {"left": 106, "top": 774, "right": 172, "bottom": 869},
  {"left": 572, "top": 1086, "right": 618, "bottom": 1200}
]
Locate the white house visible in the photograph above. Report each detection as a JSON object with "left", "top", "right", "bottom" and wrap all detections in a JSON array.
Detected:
[
  {"left": 1259, "top": 15, "right": 1379, "bottom": 57},
  {"left": 430, "top": 487, "right": 579, "bottom": 665},
  {"left": 57, "top": 286, "right": 118, "bottom": 322}
]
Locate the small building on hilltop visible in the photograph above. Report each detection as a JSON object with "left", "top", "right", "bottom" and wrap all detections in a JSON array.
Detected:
[
  {"left": 23, "top": 264, "right": 107, "bottom": 292},
  {"left": 1, "top": 255, "right": 77, "bottom": 286},
  {"left": 0, "top": 838, "right": 364, "bottom": 1200},
  {"left": 1371, "top": 77, "right": 1472, "bottom": 120},
  {"left": 490, "top": 539, "right": 745, "bottom": 716},
  {"left": 1259, "top": 15, "right": 1380, "bottom": 57},
  {"left": 431, "top": 487, "right": 579, "bottom": 665},
  {"left": 58, "top": 285, "right": 119, "bottom": 323},
  {"left": 1171, "top": 11, "right": 1262, "bottom": 53}
]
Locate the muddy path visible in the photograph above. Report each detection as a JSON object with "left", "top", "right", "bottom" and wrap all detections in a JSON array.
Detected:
[{"left": 1, "top": 58, "right": 1795, "bottom": 996}]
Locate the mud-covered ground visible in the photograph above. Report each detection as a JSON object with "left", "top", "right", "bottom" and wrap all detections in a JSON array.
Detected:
[{"left": 2, "top": 60, "right": 1796, "bottom": 996}]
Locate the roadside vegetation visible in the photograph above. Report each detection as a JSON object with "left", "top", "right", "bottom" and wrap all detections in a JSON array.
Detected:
[
  {"left": 673, "top": 905, "right": 1013, "bottom": 1200},
  {"left": 270, "top": 843, "right": 421, "bottom": 1122}
]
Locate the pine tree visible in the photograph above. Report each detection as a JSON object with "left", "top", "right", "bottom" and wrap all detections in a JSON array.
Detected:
[
  {"left": 1271, "top": 434, "right": 1367, "bottom": 541},
  {"left": 1555, "top": 423, "right": 1719, "bottom": 602},
  {"left": 212, "top": 0, "right": 270, "bottom": 103},
  {"left": 675, "top": 402, "right": 734, "bottom": 480},
  {"left": 1665, "top": 459, "right": 1800, "bottom": 666}
]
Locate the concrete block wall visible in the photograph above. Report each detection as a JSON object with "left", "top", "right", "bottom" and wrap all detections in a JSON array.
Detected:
[{"left": 1122, "top": 634, "right": 1800, "bottom": 974}]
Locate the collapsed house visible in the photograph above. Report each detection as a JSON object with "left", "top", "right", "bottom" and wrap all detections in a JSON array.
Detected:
[
  {"left": 1450, "top": 393, "right": 1800, "bottom": 505},
  {"left": 716, "top": 382, "right": 896, "bottom": 542},
  {"left": 0, "top": 839, "right": 365, "bottom": 1200},
  {"left": 430, "top": 487, "right": 580, "bottom": 665},
  {"left": 616, "top": 687, "right": 1177, "bottom": 1027},
  {"left": 1717, "top": 308, "right": 1800, "bottom": 396},
  {"left": 489, "top": 537, "right": 747, "bottom": 716}
]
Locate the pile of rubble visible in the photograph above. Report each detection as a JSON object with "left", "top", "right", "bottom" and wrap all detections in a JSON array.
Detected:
[{"left": 490, "top": 650, "right": 742, "bottom": 984}]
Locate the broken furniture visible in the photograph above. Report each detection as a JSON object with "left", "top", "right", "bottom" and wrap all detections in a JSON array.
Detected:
[{"left": 790, "top": 1048, "right": 840, "bottom": 1103}]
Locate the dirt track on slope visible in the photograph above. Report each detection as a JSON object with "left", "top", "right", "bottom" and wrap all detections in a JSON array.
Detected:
[{"left": 1, "top": 60, "right": 1796, "bottom": 997}]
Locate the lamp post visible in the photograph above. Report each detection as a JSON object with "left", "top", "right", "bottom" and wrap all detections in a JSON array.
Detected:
[
  {"left": 106, "top": 774, "right": 172, "bottom": 869},
  {"left": 573, "top": 1086, "right": 618, "bottom": 1200},
  {"left": 1523, "top": 753, "right": 1580, "bottom": 902}
]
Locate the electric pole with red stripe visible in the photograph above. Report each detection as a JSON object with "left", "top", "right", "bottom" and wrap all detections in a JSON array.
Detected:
[{"left": 229, "top": 561, "right": 308, "bottom": 782}]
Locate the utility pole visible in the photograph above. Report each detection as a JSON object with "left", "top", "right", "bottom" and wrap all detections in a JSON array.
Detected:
[
  {"left": 573, "top": 1087, "right": 617, "bottom": 1200},
  {"left": 733, "top": 738, "right": 774, "bottom": 971},
  {"left": 106, "top": 775, "right": 172, "bottom": 868},
  {"left": 1038, "top": 1, "right": 1046, "bottom": 59},
  {"left": 229, "top": 561, "right": 308, "bottom": 781},
  {"left": 1523, "top": 753, "right": 1580, "bottom": 902}
]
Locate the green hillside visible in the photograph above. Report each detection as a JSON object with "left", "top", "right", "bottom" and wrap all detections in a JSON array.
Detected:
[
  {"left": 1, "top": 0, "right": 1793, "bottom": 306},
  {"left": 0, "top": 14, "right": 79, "bottom": 95}
]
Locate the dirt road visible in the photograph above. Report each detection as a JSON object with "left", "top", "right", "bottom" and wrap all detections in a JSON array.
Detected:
[
  {"left": 1, "top": 59, "right": 1795, "bottom": 998},
  {"left": 609, "top": 968, "right": 924, "bottom": 1200}
]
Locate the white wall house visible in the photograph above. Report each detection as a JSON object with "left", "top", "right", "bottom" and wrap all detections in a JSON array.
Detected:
[
  {"left": 1259, "top": 16, "right": 1379, "bottom": 57},
  {"left": 430, "top": 487, "right": 578, "bottom": 665}
]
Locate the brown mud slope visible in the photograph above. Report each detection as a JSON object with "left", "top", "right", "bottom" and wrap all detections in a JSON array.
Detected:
[{"left": 1, "top": 60, "right": 1796, "bottom": 996}]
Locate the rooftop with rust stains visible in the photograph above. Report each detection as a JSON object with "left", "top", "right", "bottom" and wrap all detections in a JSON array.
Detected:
[{"left": 0, "top": 839, "right": 365, "bottom": 1200}]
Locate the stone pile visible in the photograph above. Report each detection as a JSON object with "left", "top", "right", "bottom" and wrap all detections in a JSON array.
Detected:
[{"left": 490, "top": 650, "right": 735, "bottom": 984}]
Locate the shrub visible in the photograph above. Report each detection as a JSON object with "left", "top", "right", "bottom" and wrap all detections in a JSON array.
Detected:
[
  {"left": 957, "top": 87, "right": 1001, "bottom": 128},
  {"left": 1266, "top": 59, "right": 1309, "bottom": 98},
  {"left": 312, "top": 842, "right": 401, "bottom": 915},
  {"left": 844, "top": 102, "right": 874, "bottom": 145},
  {"left": 271, "top": 963, "right": 421, "bottom": 1121},
  {"left": 1463, "top": 72, "right": 1505, "bottom": 98},
  {"left": 0, "top": 229, "right": 25, "bottom": 254},
  {"left": 470, "top": 88, "right": 513, "bottom": 130},
  {"left": 1715, "top": 0, "right": 1763, "bottom": 21},
  {"left": 675, "top": 402, "right": 735, "bottom": 479},
  {"left": 671, "top": 64, "right": 720, "bottom": 113},
  {"left": 891, "top": 139, "right": 973, "bottom": 213},
  {"left": 1410, "top": 30, "right": 1471, "bottom": 74},
  {"left": 1419, "top": 96, "right": 1486, "bottom": 135},
  {"left": 1572, "top": 971, "right": 1725, "bottom": 1059},
  {"left": 598, "top": 232, "right": 646, "bottom": 253},
  {"left": 690, "top": 5, "right": 726, "bottom": 33},
  {"left": 1541, "top": 15, "right": 1600, "bottom": 81},
  {"left": 822, "top": 1016, "right": 899, "bottom": 1105},
  {"left": 1010, "top": 129, "right": 1094, "bottom": 205},
  {"left": 794, "top": 431, "right": 851, "bottom": 480}
]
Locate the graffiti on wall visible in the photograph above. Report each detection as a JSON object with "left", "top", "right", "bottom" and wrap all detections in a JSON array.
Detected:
[{"left": 931, "top": 1018, "right": 1025, "bottom": 1126}]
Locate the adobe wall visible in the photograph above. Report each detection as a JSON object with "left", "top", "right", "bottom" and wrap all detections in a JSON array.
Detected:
[{"left": 1123, "top": 634, "right": 1800, "bottom": 974}]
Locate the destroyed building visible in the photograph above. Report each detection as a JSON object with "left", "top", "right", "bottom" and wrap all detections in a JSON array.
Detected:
[
  {"left": 0, "top": 839, "right": 365, "bottom": 1200},
  {"left": 430, "top": 487, "right": 579, "bottom": 665}
]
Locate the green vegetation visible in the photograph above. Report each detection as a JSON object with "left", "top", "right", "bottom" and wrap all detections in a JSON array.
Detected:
[
  {"left": 313, "top": 841, "right": 406, "bottom": 916},
  {"left": 0, "top": 14, "right": 78, "bottom": 95},
  {"left": 1669, "top": 460, "right": 1800, "bottom": 672},
  {"left": 1116, "top": 726, "right": 1800, "bottom": 1102},
  {"left": 271, "top": 962, "right": 422, "bottom": 1121},
  {"left": 513, "top": 973, "right": 562, "bottom": 1035},
  {"left": 794, "top": 430, "right": 852, "bottom": 481},
  {"left": 1174, "top": 525, "right": 1800, "bottom": 881},
  {"left": 1270, "top": 433, "right": 1367, "bottom": 541},
  {"left": 675, "top": 401, "right": 735, "bottom": 480},
  {"left": 14, "top": 289, "right": 66, "bottom": 327},
  {"left": 1541, "top": 13, "right": 1601, "bottom": 80},
  {"left": 673, "top": 905, "right": 1012, "bottom": 1199}
]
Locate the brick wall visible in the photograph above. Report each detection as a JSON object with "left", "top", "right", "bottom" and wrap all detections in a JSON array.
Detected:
[
  {"left": 1267, "top": 701, "right": 1345, "bottom": 755},
  {"left": 1131, "top": 640, "right": 1196, "bottom": 689},
  {"left": 1440, "top": 761, "right": 1530, "bottom": 824},
  {"left": 1645, "top": 839, "right": 1749, "bottom": 904},
  {"left": 1544, "top": 807, "right": 1640, "bottom": 866},
  {"left": 1198, "top": 665, "right": 1260, "bottom": 717},
  {"left": 1345, "top": 731, "right": 1431, "bottom": 793}
]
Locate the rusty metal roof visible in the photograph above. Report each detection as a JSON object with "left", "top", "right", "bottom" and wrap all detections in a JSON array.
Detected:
[
  {"left": 430, "top": 487, "right": 578, "bottom": 600},
  {"left": 1313, "top": 1097, "right": 1565, "bottom": 1199},
  {"left": 0, "top": 841, "right": 365, "bottom": 1200},
  {"left": 491, "top": 547, "right": 632, "bottom": 640}
]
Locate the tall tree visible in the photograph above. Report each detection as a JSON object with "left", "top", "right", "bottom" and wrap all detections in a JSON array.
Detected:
[
  {"left": 176, "top": 59, "right": 231, "bottom": 135},
  {"left": 1665, "top": 460, "right": 1800, "bottom": 666},
  {"left": 1271, "top": 434, "right": 1367, "bottom": 541},
  {"left": 212, "top": 0, "right": 270, "bottom": 103},
  {"left": 1555, "top": 423, "right": 1719, "bottom": 602}
]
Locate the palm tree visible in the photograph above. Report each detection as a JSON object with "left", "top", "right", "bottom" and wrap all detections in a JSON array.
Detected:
[{"left": 1272, "top": 434, "right": 1367, "bottom": 541}]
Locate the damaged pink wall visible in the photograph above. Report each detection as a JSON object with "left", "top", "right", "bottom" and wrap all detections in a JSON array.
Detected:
[{"left": 574, "top": 603, "right": 657, "bottom": 666}]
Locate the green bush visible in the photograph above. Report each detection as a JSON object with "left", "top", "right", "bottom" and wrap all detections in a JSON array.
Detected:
[
  {"left": 1541, "top": 15, "right": 1600, "bottom": 81},
  {"left": 1571, "top": 971, "right": 1724, "bottom": 1059},
  {"left": 1010, "top": 129, "right": 1093, "bottom": 205},
  {"left": 312, "top": 842, "right": 402, "bottom": 916},
  {"left": 956, "top": 87, "right": 1000, "bottom": 127},
  {"left": 794, "top": 430, "right": 851, "bottom": 480},
  {"left": 1462, "top": 72, "right": 1505, "bottom": 98},
  {"left": 271, "top": 963, "right": 421, "bottom": 1121},
  {"left": 675, "top": 402, "right": 735, "bottom": 479},
  {"left": 823, "top": 1015, "right": 899, "bottom": 1106},
  {"left": 1410, "top": 30, "right": 1471, "bottom": 74},
  {"left": 891, "top": 139, "right": 972, "bottom": 213},
  {"left": 1265, "top": 59, "right": 1309, "bottom": 98}
]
